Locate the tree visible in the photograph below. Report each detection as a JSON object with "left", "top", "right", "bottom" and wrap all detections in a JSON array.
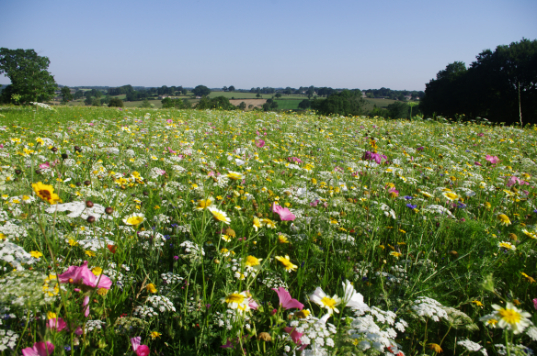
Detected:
[
  {"left": 262, "top": 99, "right": 278, "bottom": 112},
  {"left": 298, "top": 99, "right": 311, "bottom": 109},
  {"left": 60, "top": 87, "right": 72, "bottom": 103},
  {"left": 421, "top": 39, "right": 537, "bottom": 125},
  {"left": 228, "top": 86, "right": 235, "bottom": 92},
  {"left": 0, "top": 48, "right": 57, "bottom": 104},
  {"left": 238, "top": 102, "right": 246, "bottom": 110},
  {"left": 311, "top": 90, "right": 366, "bottom": 117},
  {"left": 192, "top": 85, "right": 211, "bottom": 97},
  {"left": 108, "top": 98, "right": 124, "bottom": 107},
  {"left": 73, "top": 90, "right": 83, "bottom": 100},
  {"left": 275, "top": 93, "right": 282, "bottom": 99}
]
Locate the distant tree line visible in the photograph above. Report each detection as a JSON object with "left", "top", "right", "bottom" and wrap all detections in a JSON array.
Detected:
[{"left": 420, "top": 38, "right": 537, "bottom": 125}]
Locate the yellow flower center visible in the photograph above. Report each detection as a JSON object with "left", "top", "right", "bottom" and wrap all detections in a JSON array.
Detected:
[
  {"left": 225, "top": 293, "right": 245, "bottom": 304},
  {"left": 498, "top": 308, "right": 522, "bottom": 325},
  {"left": 321, "top": 296, "right": 337, "bottom": 309},
  {"left": 126, "top": 216, "right": 144, "bottom": 225}
]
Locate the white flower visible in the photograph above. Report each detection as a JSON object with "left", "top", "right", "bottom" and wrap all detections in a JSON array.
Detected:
[
  {"left": 341, "top": 280, "right": 369, "bottom": 314},
  {"left": 457, "top": 339, "right": 483, "bottom": 352},
  {"left": 491, "top": 302, "right": 532, "bottom": 334},
  {"left": 310, "top": 287, "right": 341, "bottom": 314}
]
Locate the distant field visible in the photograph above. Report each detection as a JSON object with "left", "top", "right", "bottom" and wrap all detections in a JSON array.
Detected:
[
  {"left": 208, "top": 91, "right": 307, "bottom": 100},
  {"left": 274, "top": 99, "right": 302, "bottom": 110},
  {"left": 123, "top": 99, "right": 163, "bottom": 108}
]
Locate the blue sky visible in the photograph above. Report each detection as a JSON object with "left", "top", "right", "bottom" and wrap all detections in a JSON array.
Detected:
[{"left": 1, "top": 0, "right": 536, "bottom": 91}]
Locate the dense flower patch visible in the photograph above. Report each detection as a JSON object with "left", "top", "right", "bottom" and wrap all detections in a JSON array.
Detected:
[{"left": 0, "top": 106, "right": 536, "bottom": 355}]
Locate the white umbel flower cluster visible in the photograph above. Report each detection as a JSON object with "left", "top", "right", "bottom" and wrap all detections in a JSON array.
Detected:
[
  {"left": 147, "top": 295, "right": 176, "bottom": 313},
  {"left": 411, "top": 296, "right": 448, "bottom": 322},
  {"left": 0, "top": 329, "right": 19, "bottom": 351}
]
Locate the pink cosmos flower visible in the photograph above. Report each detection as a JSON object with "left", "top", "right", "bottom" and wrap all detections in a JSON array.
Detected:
[
  {"left": 255, "top": 139, "right": 265, "bottom": 148},
  {"left": 167, "top": 147, "right": 176, "bottom": 154},
  {"left": 507, "top": 176, "right": 529, "bottom": 187},
  {"left": 485, "top": 155, "right": 499, "bottom": 164},
  {"left": 474, "top": 161, "right": 482, "bottom": 166},
  {"left": 83, "top": 296, "right": 90, "bottom": 317},
  {"left": 533, "top": 298, "right": 537, "bottom": 310},
  {"left": 47, "top": 317, "right": 68, "bottom": 332},
  {"left": 363, "top": 151, "right": 387, "bottom": 164},
  {"left": 58, "top": 261, "right": 112, "bottom": 289},
  {"left": 131, "top": 337, "right": 150, "bottom": 356},
  {"left": 22, "top": 341, "right": 54, "bottom": 356},
  {"left": 310, "top": 199, "right": 320, "bottom": 207},
  {"left": 284, "top": 327, "right": 305, "bottom": 345},
  {"left": 272, "top": 203, "right": 296, "bottom": 221},
  {"left": 166, "top": 119, "right": 173, "bottom": 123},
  {"left": 39, "top": 162, "right": 51, "bottom": 170},
  {"left": 272, "top": 287, "right": 304, "bottom": 310}
]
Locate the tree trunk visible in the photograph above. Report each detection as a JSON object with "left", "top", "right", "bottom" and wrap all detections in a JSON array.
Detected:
[{"left": 518, "top": 81, "right": 523, "bottom": 126}]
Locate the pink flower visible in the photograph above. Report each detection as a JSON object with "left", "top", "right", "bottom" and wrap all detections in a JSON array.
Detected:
[
  {"left": 166, "top": 119, "right": 173, "bottom": 123},
  {"left": 47, "top": 317, "right": 68, "bottom": 332},
  {"left": 255, "top": 139, "right": 265, "bottom": 148},
  {"left": 284, "top": 327, "right": 305, "bottom": 345},
  {"left": 533, "top": 298, "right": 537, "bottom": 310},
  {"left": 83, "top": 296, "right": 90, "bottom": 317},
  {"left": 131, "top": 337, "right": 150, "bottom": 356},
  {"left": 474, "top": 161, "right": 482, "bottom": 166},
  {"left": 507, "top": 176, "right": 529, "bottom": 187},
  {"left": 485, "top": 155, "right": 499, "bottom": 164},
  {"left": 167, "top": 147, "right": 176, "bottom": 154},
  {"left": 363, "top": 151, "right": 387, "bottom": 164},
  {"left": 272, "top": 203, "right": 296, "bottom": 221},
  {"left": 388, "top": 187, "right": 399, "bottom": 197},
  {"left": 310, "top": 199, "right": 320, "bottom": 207},
  {"left": 39, "top": 162, "right": 51, "bottom": 170},
  {"left": 272, "top": 287, "right": 304, "bottom": 310},
  {"left": 58, "top": 261, "right": 112, "bottom": 289},
  {"left": 22, "top": 341, "right": 54, "bottom": 356}
]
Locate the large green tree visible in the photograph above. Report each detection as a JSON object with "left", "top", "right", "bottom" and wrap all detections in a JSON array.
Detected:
[
  {"left": 192, "top": 85, "right": 211, "bottom": 97},
  {"left": 0, "top": 48, "right": 57, "bottom": 104},
  {"left": 60, "top": 87, "right": 72, "bottom": 103},
  {"left": 421, "top": 39, "right": 537, "bottom": 125},
  {"left": 311, "top": 90, "right": 366, "bottom": 117}
]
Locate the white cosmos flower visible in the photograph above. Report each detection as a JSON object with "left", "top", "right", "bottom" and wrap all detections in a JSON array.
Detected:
[
  {"left": 309, "top": 287, "right": 341, "bottom": 314},
  {"left": 341, "top": 280, "right": 370, "bottom": 314}
]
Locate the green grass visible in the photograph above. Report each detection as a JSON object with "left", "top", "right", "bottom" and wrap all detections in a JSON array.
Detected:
[{"left": 274, "top": 99, "right": 302, "bottom": 110}]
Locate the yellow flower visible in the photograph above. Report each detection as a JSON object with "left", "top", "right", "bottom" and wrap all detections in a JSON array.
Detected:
[
  {"left": 227, "top": 171, "right": 244, "bottom": 181},
  {"left": 0, "top": 233, "right": 6, "bottom": 240},
  {"left": 91, "top": 267, "right": 102, "bottom": 276},
  {"left": 471, "top": 300, "right": 484, "bottom": 307},
  {"left": 195, "top": 197, "right": 214, "bottom": 210},
  {"left": 207, "top": 207, "right": 230, "bottom": 225},
  {"left": 428, "top": 343, "right": 443, "bottom": 353},
  {"left": 245, "top": 255, "right": 262, "bottom": 269},
  {"left": 262, "top": 218, "right": 276, "bottom": 229},
  {"left": 85, "top": 250, "right": 96, "bottom": 257},
  {"left": 442, "top": 191, "right": 458, "bottom": 201},
  {"left": 521, "top": 272, "right": 536, "bottom": 283},
  {"left": 30, "top": 251, "right": 43, "bottom": 258},
  {"left": 278, "top": 235, "right": 290, "bottom": 244},
  {"left": 68, "top": 239, "right": 78, "bottom": 246},
  {"left": 47, "top": 311, "right": 57, "bottom": 319},
  {"left": 498, "top": 241, "right": 516, "bottom": 251},
  {"left": 389, "top": 251, "right": 402, "bottom": 258},
  {"left": 97, "top": 288, "right": 108, "bottom": 296},
  {"left": 275, "top": 255, "right": 297, "bottom": 273},
  {"left": 32, "top": 182, "right": 61, "bottom": 204},
  {"left": 150, "top": 331, "right": 162, "bottom": 340},
  {"left": 253, "top": 217, "right": 262, "bottom": 231},
  {"left": 146, "top": 283, "right": 158, "bottom": 294},
  {"left": 497, "top": 214, "right": 511, "bottom": 226},
  {"left": 123, "top": 213, "right": 145, "bottom": 226}
]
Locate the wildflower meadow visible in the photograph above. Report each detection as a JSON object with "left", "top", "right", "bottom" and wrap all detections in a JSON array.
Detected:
[{"left": 0, "top": 105, "right": 536, "bottom": 356}]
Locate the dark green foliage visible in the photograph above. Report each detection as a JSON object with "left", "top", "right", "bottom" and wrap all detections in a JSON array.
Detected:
[
  {"left": 238, "top": 102, "right": 247, "bottom": 110},
  {"left": 298, "top": 99, "right": 311, "bottom": 109},
  {"left": 262, "top": 99, "right": 278, "bottom": 111},
  {"left": 420, "top": 38, "right": 537, "bottom": 125},
  {"left": 73, "top": 90, "right": 84, "bottom": 100},
  {"left": 0, "top": 48, "right": 57, "bottom": 104},
  {"left": 60, "top": 87, "right": 72, "bottom": 102},
  {"left": 108, "top": 98, "right": 124, "bottom": 107},
  {"left": 196, "top": 96, "right": 235, "bottom": 110},
  {"left": 311, "top": 90, "right": 366, "bottom": 116},
  {"left": 161, "top": 97, "right": 185, "bottom": 109},
  {"left": 192, "top": 85, "right": 211, "bottom": 97}
]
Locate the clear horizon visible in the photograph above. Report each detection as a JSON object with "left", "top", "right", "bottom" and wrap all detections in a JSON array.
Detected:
[{"left": 1, "top": 0, "right": 536, "bottom": 91}]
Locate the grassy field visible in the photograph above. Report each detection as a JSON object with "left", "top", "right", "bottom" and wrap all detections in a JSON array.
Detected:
[
  {"left": 1, "top": 105, "right": 535, "bottom": 355},
  {"left": 208, "top": 91, "right": 308, "bottom": 100},
  {"left": 274, "top": 99, "right": 302, "bottom": 110}
]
